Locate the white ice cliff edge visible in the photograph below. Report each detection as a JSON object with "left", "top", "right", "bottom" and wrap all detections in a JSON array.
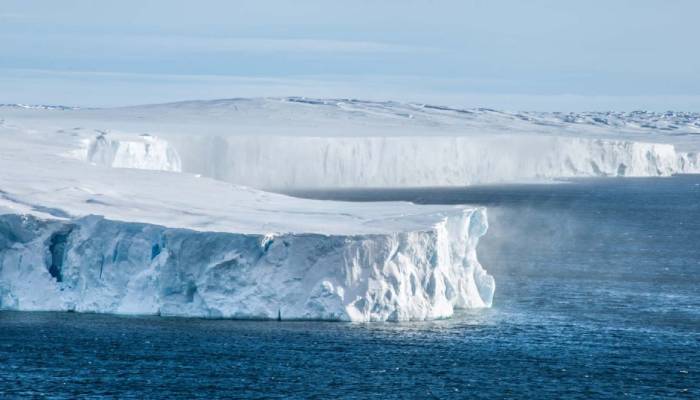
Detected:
[
  {"left": 82, "top": 132, "right": 182, "bottom": 172},
  {"left": 174, "top": 135, "right": 694, "bottom": 188},
  {"left": 0, "top": 209, "right": 492, "bottom": 321}
]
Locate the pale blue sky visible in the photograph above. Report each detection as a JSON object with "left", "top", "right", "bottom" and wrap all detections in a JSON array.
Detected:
[{"left": 1, "top": 0, "right": 699, "bottom": 110}]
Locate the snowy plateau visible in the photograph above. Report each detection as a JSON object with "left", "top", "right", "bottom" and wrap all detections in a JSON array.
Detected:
[{"left": 1, "top": 98, "right": 699, "bottom": 321}]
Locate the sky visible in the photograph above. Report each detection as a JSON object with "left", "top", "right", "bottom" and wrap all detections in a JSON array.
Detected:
[{"left": 1, "top": 0, "right": 699, "bottom": 110}]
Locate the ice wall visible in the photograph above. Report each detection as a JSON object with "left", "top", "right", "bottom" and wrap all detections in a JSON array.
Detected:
[
  {"left": 172, "top": 135, "right": 697, "bottom": 189},
  {"left": 84, "top": 133, "right": 182, "bottom": 172},
  {"left": 0, "top": 209, "right": 494, "bottom": 322},
  {"left": 6, "top": 99, "right": 699, "bottom": 189}
]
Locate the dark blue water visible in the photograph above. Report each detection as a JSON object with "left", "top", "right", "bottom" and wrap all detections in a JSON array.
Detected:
[{"left": 2, "top": 176, "right": 699, "bottom": 399}]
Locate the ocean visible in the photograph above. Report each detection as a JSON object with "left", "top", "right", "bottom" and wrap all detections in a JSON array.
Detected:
[{"left": 1, "top": 176, "right": 699, "bottom": 399}]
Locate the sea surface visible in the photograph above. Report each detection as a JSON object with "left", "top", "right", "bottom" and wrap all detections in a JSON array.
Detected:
[{"left": 2, "top": 176, "right": 699, "bottom": 399}]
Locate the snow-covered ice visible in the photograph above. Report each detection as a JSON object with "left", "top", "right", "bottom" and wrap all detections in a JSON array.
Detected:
[
  {"left": 0, "top": 103, "right": 495, "bottom": 321},
  {"left": 4, "top": 98, "right": 698, "bottom": 189},
  {"left": 1, "top": 97, "right": 699, "bottom": 321}
]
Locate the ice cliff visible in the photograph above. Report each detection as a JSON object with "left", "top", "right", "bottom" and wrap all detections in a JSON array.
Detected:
[
  {"left": 2, "top": 97, "right": 700, "bottom": 321},
  {"left": 173, "top": 135, "right": 695, "bottom": 188},
  {"left": 7, "top": 98, "right": 695, "bottom": 189},
  {"left": 0, "top": 209, "right": 492, "bottom": 321},
  {"left": 82, "top": 132, "right": 181, "bottom": 172}
]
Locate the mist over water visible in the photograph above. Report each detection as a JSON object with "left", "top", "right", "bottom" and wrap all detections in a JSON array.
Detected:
[
  {"left": 291, "top": 177, "right": 700, "bottom": 330},
  {"left": 2, "top": 176, "right": 699, "bottom": 398},
  {"left": 288, "top": 176, "right": 700, "bottom": 395}
]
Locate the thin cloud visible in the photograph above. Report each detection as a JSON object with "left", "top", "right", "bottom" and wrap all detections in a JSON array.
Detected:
[
  {"left": 0, "top": 13, "right": 28, "bottom": 20},
  {"left": 3, "top": 68, "right": 700, "bottom": 111},
  {"left": 175, "top": 37, "right": 430, "bottom": 53},
  {"left": 0, "top": 32, "right": 436, "bottom": 54}
]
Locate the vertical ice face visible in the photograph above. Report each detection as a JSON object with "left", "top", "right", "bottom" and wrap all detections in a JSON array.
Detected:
[
  {"left": 76, "top": 132, "right": 695, "bottom": 188},
  {"left": 84, "top": 133, "right": 182, "bottom": 172},
  {"left": 0, "top": 209, "right": 493, "bottom": 322},
  {"left": 168, "top": 135, "right": 695, "bottom": 189},
  {"left": 679, "top": 151, "right": 700, "bottom": 172}
]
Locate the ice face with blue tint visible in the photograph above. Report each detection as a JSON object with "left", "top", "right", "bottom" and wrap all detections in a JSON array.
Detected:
[{"left": 0, "top": 210, "right": 493, "bottom": 322}]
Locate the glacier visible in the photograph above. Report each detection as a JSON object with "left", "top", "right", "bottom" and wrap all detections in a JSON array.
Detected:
[{"left": 2, "top": 97, "right": 700, "bottom": 321}]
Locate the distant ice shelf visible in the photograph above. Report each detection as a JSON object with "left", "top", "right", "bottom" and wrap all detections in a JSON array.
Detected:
[
  {"left": 171, "top": 135, "right": 699, "bottom": 188},
  {"left": 4, "top": 98, "right": 698, "bottom": 189}
]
